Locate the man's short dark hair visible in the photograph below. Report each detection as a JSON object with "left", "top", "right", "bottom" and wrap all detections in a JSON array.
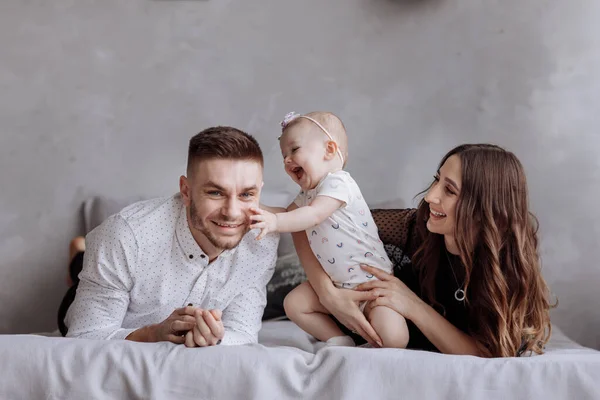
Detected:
[{"left": 187, "top": 126, "right": 263, "bottom": 175}]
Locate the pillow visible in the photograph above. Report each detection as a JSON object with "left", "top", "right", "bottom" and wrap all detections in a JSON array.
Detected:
[
  {"left": 82, "top": 195, "right": 145, "bottom": 234},
  {"left": 263, "top": 243, "right": 306, "bottom": 321}
]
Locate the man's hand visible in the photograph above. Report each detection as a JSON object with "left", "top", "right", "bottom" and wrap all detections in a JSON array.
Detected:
[
  {"left": 249, "top": 207, "right": 278, "bottom": 240},
  {"left": 184, "top": 309, "right": 225, "bottom": 348},
  {"left": 126, "top": 306, "right": 196, "bottom": 343}
]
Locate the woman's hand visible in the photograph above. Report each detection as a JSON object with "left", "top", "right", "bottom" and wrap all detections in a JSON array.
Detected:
[
  {"left": 318, "top": 285, "right": 383, "bottom": 347},
  {"left": 356, "top": 265, "right": 423, "bottom": 320},
  {"left": 358, "top": 265, "right": 483, "bottom": 356}
]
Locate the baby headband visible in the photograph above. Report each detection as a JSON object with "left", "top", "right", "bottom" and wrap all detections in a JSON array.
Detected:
[{"left": 280, "top": 111, "right": 345, "bottom": 165}]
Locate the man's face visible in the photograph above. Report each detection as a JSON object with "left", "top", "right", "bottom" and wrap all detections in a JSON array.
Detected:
[{"left": 180, "top": 158, "right": 263, "bottom": 253}]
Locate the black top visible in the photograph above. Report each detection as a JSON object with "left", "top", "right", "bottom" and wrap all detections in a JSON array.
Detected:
[{"left": 372, "top": 209, "right": 470, "bottom": 352}]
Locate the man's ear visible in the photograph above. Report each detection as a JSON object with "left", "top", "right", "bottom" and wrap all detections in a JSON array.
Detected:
[
  {"left": 179, "top": 175, "right": 192, "bottom": 206},
  {"left": 324, "top": 140, "right": 338, "bottom": 161}
]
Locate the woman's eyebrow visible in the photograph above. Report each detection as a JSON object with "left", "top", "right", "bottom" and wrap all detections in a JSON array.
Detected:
[{"left": 445, "top": 177, "right": 460, "bottom": 191}]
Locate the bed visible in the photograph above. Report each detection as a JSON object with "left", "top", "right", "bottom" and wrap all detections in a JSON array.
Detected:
[
  {"left": 0, "top": 321, "right": 598, "bottom": 399},
  {"left": 2, "top": 195, "right": 598, "bottom": 399}
]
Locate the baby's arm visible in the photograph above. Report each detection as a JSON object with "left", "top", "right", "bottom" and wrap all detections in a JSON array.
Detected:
[
  {"left": 250, "top": 196, "right": 343, "bottom": 239},
  {"left": 259, "top": 204, "right": 286, "bottom": 214},
  {"left": 276, "top": 196, "right": 343, "bottom": 231}
]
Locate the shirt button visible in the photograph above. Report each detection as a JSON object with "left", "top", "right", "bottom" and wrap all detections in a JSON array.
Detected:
[
  {"left": 200, "top": 254, "right": 206, "bottom": 259},
  {"left": 189, "top": 254, "right": 194, "bottom": 259}
]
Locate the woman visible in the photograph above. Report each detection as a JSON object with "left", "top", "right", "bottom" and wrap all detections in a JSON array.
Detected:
[{"left": 292, "top": 144, "right": 553, "bottom": 357}]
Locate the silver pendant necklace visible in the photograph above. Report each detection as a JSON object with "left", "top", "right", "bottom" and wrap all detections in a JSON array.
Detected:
[{"left": 445, "top": 251, "right": 466, "bottom": 302}]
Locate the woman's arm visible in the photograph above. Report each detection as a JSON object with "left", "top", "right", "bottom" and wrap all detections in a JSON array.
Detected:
[
  {"left": 406, "top": 299, "right": 483, "bottom": 356},
  {"left": 357, "top": 265, "right": 483, "bottom": 356}
]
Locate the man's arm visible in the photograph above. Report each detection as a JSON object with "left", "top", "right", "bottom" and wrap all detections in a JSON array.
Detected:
[
  {"left": 65, "top": 215, "right": 138, "bottom": 340},
  {"left": 66, "top": 215, "right": 197, "bottom": 343},
  {"left": 219, "top": 235, "right": 278, "bottom": 345}
]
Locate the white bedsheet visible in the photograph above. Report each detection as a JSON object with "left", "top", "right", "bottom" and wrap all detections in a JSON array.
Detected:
[{"left": 1, "top": 321, "right": 598, "bottom": 400}]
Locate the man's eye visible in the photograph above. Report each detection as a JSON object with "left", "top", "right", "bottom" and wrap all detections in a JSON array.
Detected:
[
  {"left": 240, "top": 193, "right": 254, "bottom": 199},
  {"left": 208, "top": 191, "right": 222, "bottom": 196}
]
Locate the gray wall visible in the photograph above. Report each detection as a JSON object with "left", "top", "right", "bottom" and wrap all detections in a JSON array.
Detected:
[{"left": 1, "top": 0, "right": 599, "bottom": 348}]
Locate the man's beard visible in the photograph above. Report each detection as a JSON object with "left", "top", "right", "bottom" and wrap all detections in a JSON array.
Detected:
[{"left": 189, "top": 197, "right": 247, "bottom": 250}]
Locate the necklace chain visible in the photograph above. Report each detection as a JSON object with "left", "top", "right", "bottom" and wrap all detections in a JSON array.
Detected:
[{"left": 445, "top": 251, "right": 466, "bottom": 302}]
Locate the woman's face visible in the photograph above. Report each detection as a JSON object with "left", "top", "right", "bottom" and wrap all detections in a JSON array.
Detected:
[{"left": 425, "top": 154, "right": 462, "bottom": 237}]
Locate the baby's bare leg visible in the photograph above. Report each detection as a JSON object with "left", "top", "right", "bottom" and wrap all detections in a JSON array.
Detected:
[
  {"left": 365, "top": 304, "right": 409, "bottom": 349},
  {"left": 284, "top": 281, "right": 345, "bottom": 342}
]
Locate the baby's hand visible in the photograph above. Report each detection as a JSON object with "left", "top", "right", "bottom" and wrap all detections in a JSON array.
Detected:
[{"left": 249, "top": 207, "right": 278, "bottom": 240}]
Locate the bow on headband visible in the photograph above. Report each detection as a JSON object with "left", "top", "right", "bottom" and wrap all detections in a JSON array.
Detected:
[{"left": 279, "top": 111, "right": 345, "bottom": 165}]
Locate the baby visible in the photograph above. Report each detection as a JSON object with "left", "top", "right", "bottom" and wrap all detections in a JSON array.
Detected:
[{"left": 251, "top": 111, "right": 409, "bottom": 348}]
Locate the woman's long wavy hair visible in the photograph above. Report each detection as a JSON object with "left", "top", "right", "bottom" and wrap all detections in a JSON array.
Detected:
[{"left": 413, "top": 144, "right": 554, "bottom": 357}]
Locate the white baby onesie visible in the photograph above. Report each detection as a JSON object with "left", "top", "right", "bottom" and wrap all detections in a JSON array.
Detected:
[{"left": 294, "top": 171, "right": 393, "bottom": 289}]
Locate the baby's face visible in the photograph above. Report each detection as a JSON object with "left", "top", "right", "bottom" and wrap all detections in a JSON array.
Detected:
[{"left": 280, "top": 123, "right": 330, "bottom": 191}]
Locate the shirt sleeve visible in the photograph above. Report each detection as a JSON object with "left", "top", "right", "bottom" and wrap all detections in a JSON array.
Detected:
[
  {"left": 293, "top": 191, "right": 306, "bottom": 208},
  {"left": 65, "top": 214, "right": 138, "bottom": 340},
  {"left": 315, "top": 172, "right": 351, "bottom": 206},
  {"left": 219, "top": 234, "right": 278, "bottom": 345}
]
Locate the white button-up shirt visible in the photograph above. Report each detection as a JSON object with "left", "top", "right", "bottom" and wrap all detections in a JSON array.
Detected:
[{"left": 65, "top": 193, "right": 279, "bottom": 345}]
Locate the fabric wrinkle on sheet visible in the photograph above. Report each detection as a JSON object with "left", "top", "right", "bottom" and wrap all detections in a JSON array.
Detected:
[{"left": 11, "top": 321, "right": 600, "bottom": 400}]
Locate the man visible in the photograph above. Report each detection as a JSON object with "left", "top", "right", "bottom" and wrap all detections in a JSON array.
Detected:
[{"left": 65, "top": 126, "right": 279, "bottom": 347}]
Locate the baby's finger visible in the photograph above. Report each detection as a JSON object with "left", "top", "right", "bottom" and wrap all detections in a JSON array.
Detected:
[{"left": 249, "top": 207, "right": 264, "bottom": 215}]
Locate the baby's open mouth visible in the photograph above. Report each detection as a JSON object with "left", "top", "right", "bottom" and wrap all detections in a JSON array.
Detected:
[{"left": 291, "top": 166, "right": 304, "bottom": 180}]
